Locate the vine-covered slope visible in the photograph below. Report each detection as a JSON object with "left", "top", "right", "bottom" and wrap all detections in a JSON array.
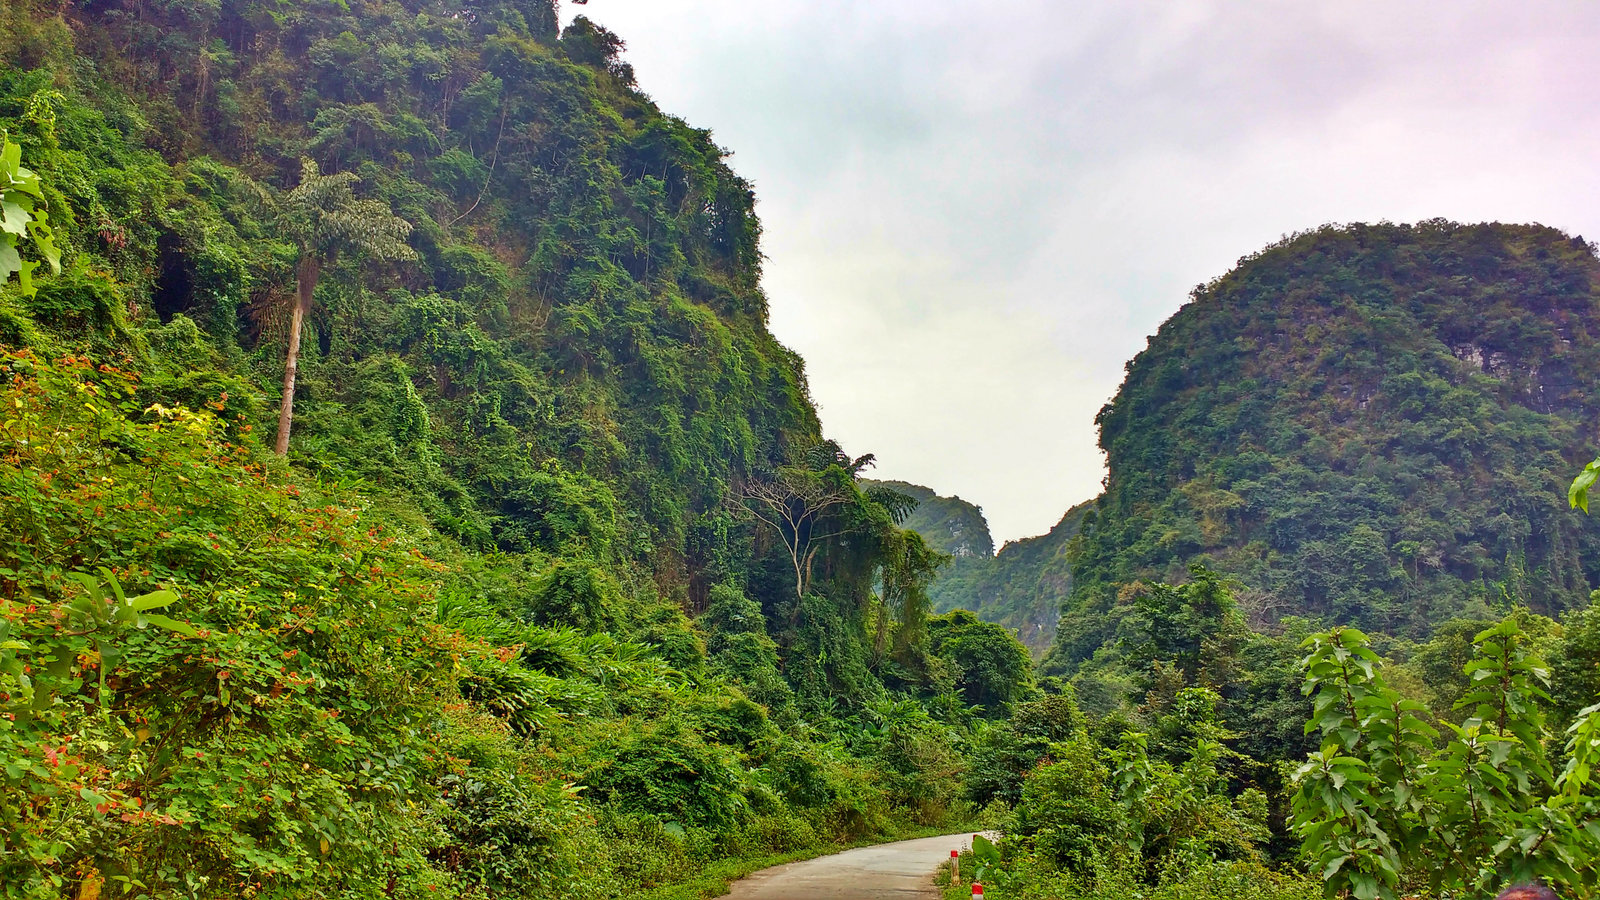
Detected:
[
  {"left": 1048, "top": 221, "right": 1600, "bottom": 669},
  {"left": 0, "top": 2, "right": 1027, "bottom": 897},
  {"left": 3, "top": 0, "right": 816, "bottom": 575},
  {"left": 872, "top": 476, "right": 1085, "bottom": 659},
  {"left": 930, "top": 503, "right": 1087, "bottom": 658}
]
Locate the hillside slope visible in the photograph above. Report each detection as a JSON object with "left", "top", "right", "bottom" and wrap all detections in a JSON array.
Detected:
[
  {"left": 1047, "top": 221, "right": 1600, "bottom": 670},
  {"left": 930, "top": 503, "right": 1089, "bottom": 657},
  {"left": 872, "top": 477, "right": 1087, "bottom": 658},
  {"left": 0, "top": 2, "right": 1011, "bottom": 896}
]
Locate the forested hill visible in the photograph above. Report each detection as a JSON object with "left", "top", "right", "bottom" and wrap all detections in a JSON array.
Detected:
[
  {"left": 926, "top": 502, "right": 1088, "bottom": 658},
  {"left": 0, "top": 2, "right": 1030, "bottom": 897},
  {"left": 4, "top": 0, "right": 814, "bottom": 568},
  {"left": 868, "top": 476, "right": 1086, "bottom": 659},
  {"left": 1046, "top": 220, "right": 1600, "bottom": 671},
  {"left": 862, "top": 480, "right": 993, "bottom": 557}
]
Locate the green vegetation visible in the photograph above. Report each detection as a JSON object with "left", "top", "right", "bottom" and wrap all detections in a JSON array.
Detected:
[
  {"left": 945, "top": 577, "right": 1600, "bottom": 900},
  {"left": 260, "top": 157, "right": 417, "bottom": 455},
  {"left": 932, "top": 501, "right": 1089, "bottom": 658},
  {"left": 4, "top": 1, "right": 1600, "bottom": 898},
  {"left": 865, "top": 480, "right": 994, "bottom": 558},
  {"left": 1291, "top": 621, "right": 1600, "bottom": 899},
  {"left": 0, "top": 2, "right": 1041, "bottom": 897},
  {"left": 1, "top": 132, "right": 60, "bottom": 296},
  {"left": 873, "top": 477, "right": 1085, "bottom": 658},
  {"left": 938, "top": 223, "right": 1600, "bottom": 900}
]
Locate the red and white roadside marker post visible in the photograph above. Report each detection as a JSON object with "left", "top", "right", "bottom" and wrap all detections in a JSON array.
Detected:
[
  {"left": 972, "top": 883, "right": 984, "bottom": 899},
  {"left": 951, "top": 848, "right": 959, "bottom": 883}
]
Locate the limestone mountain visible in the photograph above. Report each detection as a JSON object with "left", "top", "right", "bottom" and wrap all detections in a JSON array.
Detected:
[
  {"left": 873, "top": 476, "right": 1087, "bottom": 658},
  {"left": 0, "top": 1, "right": 1006, "bottom": 894},
  {"left": 1046, "top": 221, "right": 1600, "bottom": 670}
]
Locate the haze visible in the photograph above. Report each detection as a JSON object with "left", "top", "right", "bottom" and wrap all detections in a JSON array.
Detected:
[{"left": 562, "top": 1, "right": 1600, "bottom": 545}]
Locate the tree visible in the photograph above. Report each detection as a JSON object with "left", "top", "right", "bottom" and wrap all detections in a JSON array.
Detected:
[
  {"left": 1124, "top": 565, "right": 1244, "bottom": 689},
  {"left": 1290, "top": 621, "right": 1600, "bottom": 899},
  {"left": 269, "top": 158, "right": 415, "bottom": 455},
  {"left": 735, "top": 442, "right": 874, "bottom": 599},
  {"left": 928, "top": 610, "right": 1032, "bottom": 713},
  {"left": 875, "top": 527, "right": 944, "bottom": 663}
]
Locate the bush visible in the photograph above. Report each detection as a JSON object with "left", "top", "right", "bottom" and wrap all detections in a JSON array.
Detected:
[
  {"left": 580, "top": 723, "right": 749, "bottom": 830},
  {"left": 0, "top": 350, "right": 453, "bottom": 898}
]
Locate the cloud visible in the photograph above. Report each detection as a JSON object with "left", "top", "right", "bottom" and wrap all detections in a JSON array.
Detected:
[{"left": 565, "top": 0, "right": 1600, "bottom": 543}]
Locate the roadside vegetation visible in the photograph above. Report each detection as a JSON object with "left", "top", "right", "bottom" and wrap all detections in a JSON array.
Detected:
[
  {"left": 0, "top": 1, "right": 1022, "bottom": 895},
  {"left": 4, "top": 2, "right": 1600, "bottom": 899}
]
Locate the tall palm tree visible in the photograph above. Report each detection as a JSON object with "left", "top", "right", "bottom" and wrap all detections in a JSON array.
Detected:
[{"left": 272, "top": 158, "right": 416, "bottom": 455}]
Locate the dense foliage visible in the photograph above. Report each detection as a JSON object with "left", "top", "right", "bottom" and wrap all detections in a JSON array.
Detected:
[
  {"left": 0, "top": 2, "right": 1040, "bottom": 897},
  {"left": 930, "top": 225, "right": 1600, "bottom": 899},
  {"left": 874, "top": 477, "right": 1088, "bottom": 659},
  {"left": 0, "top": 132, "right": 60, "bottom": 295},
  {"left": 1291, "top": 621, "right": 1600, "bottom": 899},
  {"left": 864, "top": 480, "right": 994, "bottom": 559},
  {"left": 7, "top": 1, "right": 1600, "bottom": 897},
  {"left": 947, "top": 683, "right": 1317, "bottom": 900},
  {"left": 946, "top": 573, "right": 1600, "bottom": 900},
  {"left": 749, "top": 221, "right": 1600, "bottom": 900}
]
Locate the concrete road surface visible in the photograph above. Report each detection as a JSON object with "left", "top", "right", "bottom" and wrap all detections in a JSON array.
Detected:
[{"left": 717, "top": 832, "right": 981, "bottom": 899}]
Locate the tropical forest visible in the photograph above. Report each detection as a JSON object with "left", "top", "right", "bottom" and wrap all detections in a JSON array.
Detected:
[{"left": 0, "top": 1, "right": 1597, "bottom": 900}]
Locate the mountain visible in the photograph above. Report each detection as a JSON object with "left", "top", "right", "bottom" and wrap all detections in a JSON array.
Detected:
[
  {"left": 869, "top": 476, "right": 1085, "bottom": 658},
  {"left": 1045, "top": 221, "right": 1600, "bottom": 671},
  {"left": 930, "top": 502, "right": 1089, "bottom": 658},
  {"left": 0, "top": 2, "right": 1019, "bottom": 896},
  {"left": 864, "top": 479, "right": 994, "bottom": 557}
]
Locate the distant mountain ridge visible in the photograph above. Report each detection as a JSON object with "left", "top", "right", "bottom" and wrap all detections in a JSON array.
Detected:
[
  {"left": 932, "top": 502, "right": 1091, "bottom": 658},
  {"left": 870, "top": 476, "right": 1088, "bottom": 657},
  {"left": 904, "top": 221, "right": 1600, "bottom": 667}
]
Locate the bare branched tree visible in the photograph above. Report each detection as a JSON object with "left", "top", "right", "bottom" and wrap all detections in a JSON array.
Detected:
[{"left": 737, "top": 469, "right": 855, "bottom": 600}]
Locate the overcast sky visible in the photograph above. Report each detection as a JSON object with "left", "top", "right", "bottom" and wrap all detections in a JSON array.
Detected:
[{"left": 561, "top": 1, "right": 1600, "bottom": 546}]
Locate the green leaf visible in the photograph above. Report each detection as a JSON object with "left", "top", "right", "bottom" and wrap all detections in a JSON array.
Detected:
[
  {"left": 15, "top": 258, "right": 35, "bottom": 296},
  {"left": 0, "top": 139, "right": 20, "bottom": 182},
  {"left": 129, "top": 590, "right": 180, "bottom": 612},
  {"left": 8, "top": 166, "right": 43, "bottom": 199},
  {"left": 1322, "top": 855, "right": 1349, "bottom": 880},
  {"left": 28, "top": 217, "right": 58, "bottom": 273},
  {"left": 1571, "top": 460, "right": 1600, "bottom": 512},
  {"left": 0, "top": 237, "right": 19, "bottom": 283},
  {"left": 140, "top": 613, "right": 198, "bottom": 638},
  {"left": 0, "top": 198, "right": 28, "bottom": 236}
]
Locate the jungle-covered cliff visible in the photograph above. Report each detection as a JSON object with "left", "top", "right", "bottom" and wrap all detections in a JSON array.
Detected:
[
  {"left": 861, "top": 480, "right": 993, "bottom": 559},
  {"left": 1046, "top": 221, "right": 1600, "bottom": 671},
  {"left": 0, "top": 1, "right": 1032, "bottom": 897},
  {"left": 897, "top": 488, "right": 1085, "bottom": 659}
]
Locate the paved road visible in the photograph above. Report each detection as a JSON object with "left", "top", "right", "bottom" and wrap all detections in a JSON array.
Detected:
[{"left": 718, "top": 832, "right": 980, "bottom": 899}]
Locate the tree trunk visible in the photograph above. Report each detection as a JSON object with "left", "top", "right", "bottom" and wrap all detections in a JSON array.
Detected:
[
  {"left": 274, "top": 254, "right": 319, "bottom": 456},
  {"left": 872, "top": 595, "right": 889, "bottom": 665}
]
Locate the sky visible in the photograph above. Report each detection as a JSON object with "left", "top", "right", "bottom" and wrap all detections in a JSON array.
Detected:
[{"left": 560, "top": 1, "right": 1600, "bottom": 546}]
